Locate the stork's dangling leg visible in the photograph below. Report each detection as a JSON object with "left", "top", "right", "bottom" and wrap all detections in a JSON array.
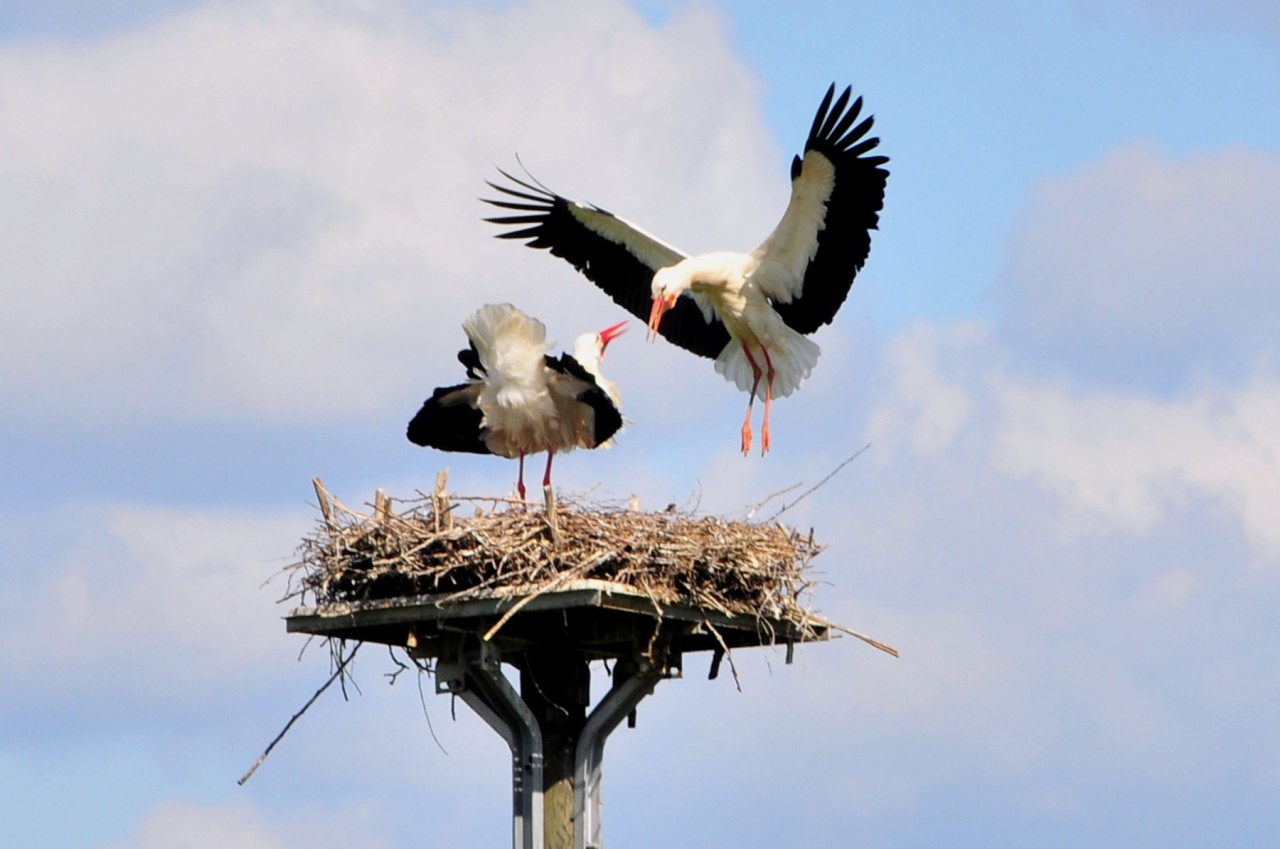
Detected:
[
  {"left": 740, "top": 343, "right": 764, "bottom": 456},
  {"left": 542, "top": 448, "right": 556, "bottom": 491},
  {"left": 759, "top": 345, "right": 776, "bottom": 456},
  {"left": 516, "top": 453, "right": 527, "bottom": 502}
]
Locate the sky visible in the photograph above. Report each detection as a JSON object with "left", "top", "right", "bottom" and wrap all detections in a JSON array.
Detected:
[{"left": 1, "top": 1, "right": 1278, "bottom": 847}]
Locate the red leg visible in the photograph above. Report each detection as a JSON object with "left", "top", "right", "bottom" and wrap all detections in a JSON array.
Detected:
[
  {"left": 516, "top": 453, "right": 527, "bottom": 502},
  {"left": 740, "top": 343, "right": 764, "bottom": 456},
  {"left": 759, "top": 345, "right": 776, "bottom": 455},
  {"left": 542, "top": 448, "right": 555, "bottom": 491}
]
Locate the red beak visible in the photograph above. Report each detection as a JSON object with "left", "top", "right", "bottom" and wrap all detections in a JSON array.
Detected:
[
  {"left": 598, "top": 319, "right": 628, "bottom": 352},
  {"left": 647, "top": 293, "right": 677, "bottom": 341}
]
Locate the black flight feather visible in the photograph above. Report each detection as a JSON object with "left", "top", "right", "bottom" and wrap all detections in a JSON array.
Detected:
[
  {"left": 771, "top": 83, "right": 889, "bottom": 335},
  {"left": 406, "top": 384, "right": 490, "bottom": 455},
  {"left": 483, "top": 172, "right": 730, "bottom": 360}
]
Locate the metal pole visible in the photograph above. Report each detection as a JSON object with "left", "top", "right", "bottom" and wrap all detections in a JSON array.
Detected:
[
  {"left": 572, "top": 658, "right": 670, "bottom": 849},
  {"left": 437, "top": 639, "right": 545, "bottom": 849}
]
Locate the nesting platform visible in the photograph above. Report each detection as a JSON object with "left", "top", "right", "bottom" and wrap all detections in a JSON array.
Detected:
[
  {"left": 282, "top": 479, "right": 887, "bottom": 849},
  {"left": 284, "top": 477, "right": 843, "bottom": 662}
]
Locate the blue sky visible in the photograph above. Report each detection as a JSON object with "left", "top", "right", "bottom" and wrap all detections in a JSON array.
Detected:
[{"left": 2, "top": 1, "right": 1278, "bottom": 847}]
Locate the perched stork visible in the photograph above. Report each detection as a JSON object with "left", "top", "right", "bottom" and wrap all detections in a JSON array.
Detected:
[
  {"left": 406, "top": 303, "right": 626, "bottom": 500},
  {"left": 484, "top": 84, "right": 889, "bottom": 455}
]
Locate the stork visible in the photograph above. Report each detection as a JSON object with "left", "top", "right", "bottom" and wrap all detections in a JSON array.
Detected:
[
  {"left": 406, "top": 303, "right": 626, "bottom": 500},
  {"left": 484, "top": 83, "right": 888, "bottom": 455}
]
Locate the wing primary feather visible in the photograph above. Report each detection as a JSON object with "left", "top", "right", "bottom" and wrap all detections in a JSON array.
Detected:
[
  {"left": 808, "top": 82, "right": 836, "bottom": 141},
  {"left": 483, "top": 199, "right": 549, "bottom": 212},
  {"left": 845, "top": 138, "right": 882, "bottom": 158},
  {"left": 492, "top": 225, "right": 545, "bottom": 240},
  {"left": 828, "top": 96, "right": 864, "bottom": 142},
  {"left": 484, "top": 214, "right": 548, "bottom": 225},
  {"left": 494, "top": 167, "right": 558, "bottom": 198},
  {"left": 484, "top": 183, "right": 551, "bottom": 205},
  {"left": 837, "top": 115, "right": 876, "bottom": 149},
  {"left": 818, "top": 86, "right": 853, "bottom": 139}
]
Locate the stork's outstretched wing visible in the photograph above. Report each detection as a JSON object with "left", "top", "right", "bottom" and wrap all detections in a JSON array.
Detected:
[
  {"left": 406, "top": 383, "right": 489, "bottom": 454},
  {"left": 751, "top": 84, "right": 890, "bottom": 334},
  {"left": 484, "top": 171, "right": 731, "bottom": 359}
]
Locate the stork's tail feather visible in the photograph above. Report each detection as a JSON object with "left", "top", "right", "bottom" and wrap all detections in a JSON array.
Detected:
[
  {"left": 462, "top": 303, "right": 553, "bottom": 410},
  {"left": 714, "top": 328, "right": 819, "bottom": 400},
  {"left": 462, "top": 303, "right": 546, "bottom": 366}
]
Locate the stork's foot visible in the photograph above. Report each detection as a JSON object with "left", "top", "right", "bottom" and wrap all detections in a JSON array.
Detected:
[
  {"left": 760, "top": 420, "right": 771, "bottom": 456},
  {"left": 740, "top": 419, "right": 753, "bottom": 456}
]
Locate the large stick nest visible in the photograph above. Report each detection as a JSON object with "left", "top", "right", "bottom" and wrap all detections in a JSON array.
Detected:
[{"left": 288, "top": 484, "right": 830, "bottom": 642}]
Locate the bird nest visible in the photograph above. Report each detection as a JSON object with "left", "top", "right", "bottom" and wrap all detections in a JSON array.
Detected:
[{"left": 287, "top": 476, "right": 835, "bottom": 645}]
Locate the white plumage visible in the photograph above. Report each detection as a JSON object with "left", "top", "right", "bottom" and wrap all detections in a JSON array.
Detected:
[
  {"left": 407, "top": 303, "right": 625, "bottom": 498},
  {"left": 463, "top": 304, "right": 560, "bottom": 459},
  {"left": 485, "top": 84, "right": 889, "bottom": 454}
]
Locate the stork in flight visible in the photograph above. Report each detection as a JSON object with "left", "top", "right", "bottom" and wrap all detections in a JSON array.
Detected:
[
  {"left": 483, "top": 83, "right": 888, "bottom": 455},
  {"left": 406, "top": 303, "right": 626, "bottom": 500}
]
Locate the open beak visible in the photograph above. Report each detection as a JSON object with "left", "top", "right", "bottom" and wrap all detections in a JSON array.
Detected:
[
  {"left": 598, "top": 319, "right": 628, "bottom": 354},
  {"left": 647, "top": 293, "right": 677, "bottom": 341}
]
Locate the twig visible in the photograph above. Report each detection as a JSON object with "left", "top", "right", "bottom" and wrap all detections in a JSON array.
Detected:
[
  {"left": 384, "top": 644, "right": 409, "bottom": 685},
  {"left": 313, "top": 477, "right": 335, "bottom": 529},
  {"left": 743, "top": 481, "right": 804, "bottom": 520},
  {"left": 409, "top": 652, "right": 449, "bottom": 755},
  {"left": 824, "top": 620, "right": 900, "bottom": 657},
  {"left": 702, "top": 617, "right": 741, "bottom": 692},
  {"left": 768, "top": 444, "right": 872, "bottom": 521},
  {"left": 238, "top": 642, "right": 361, "bottom": 785}
]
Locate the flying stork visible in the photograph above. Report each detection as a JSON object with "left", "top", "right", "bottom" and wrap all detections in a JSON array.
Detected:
[
  {"left": 406, "top": 303, "right": 626, "bottom": 500},
  {"left": 483, "top": 83, "right": 889, "bottom": 455}
]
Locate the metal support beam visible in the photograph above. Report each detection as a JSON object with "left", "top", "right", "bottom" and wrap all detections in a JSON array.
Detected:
[
  {"left": 437, "top": 639, "right": 545, "bottom": 849},
  {"left": 572, "top": 657, "right": 674, "bottom": 849},
  {"left": 432, "top": 636, "right": 680, "bottom": 849}
]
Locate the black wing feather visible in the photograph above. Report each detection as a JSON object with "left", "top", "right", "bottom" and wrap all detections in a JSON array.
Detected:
[
  {"left": 546, "top": 354, "right": 623, "bottom": 447},
  {"left": 406, "top": 383, "right": 491, "bottom": 455},
  {"left": 484, "top": 171, "right": 730, "bottom": 360},
  {"left": 771, "top": 84, "right": 890, "bottom": 335},
  {"left": 457, "top": 343, "right": 484, "bottom": 380}
]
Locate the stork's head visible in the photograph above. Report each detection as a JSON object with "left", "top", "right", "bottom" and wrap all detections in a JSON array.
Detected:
[
  {"left": 572, "top": 319, "right": 628, "bottom": 373},
  {"left": 648, "top": 266, "right": 687, "bottom": 341}
]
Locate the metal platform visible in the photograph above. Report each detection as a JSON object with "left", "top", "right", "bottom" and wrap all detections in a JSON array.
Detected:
[
  {"left": 286, "top": 578, "right": 825, "bottom": 659},
  {"left": 286, "top": 580, "right": 827, "bottom": 849}
]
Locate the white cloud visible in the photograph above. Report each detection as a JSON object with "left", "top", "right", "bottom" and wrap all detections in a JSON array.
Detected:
[
  {"left": 865, "top": 321, "right": 981, "bottom": 456},
  {"left": 992, "top": 367, "right": 1280, "bottom": 564},
  {"left": 104, "top": 802, "right": 290, "bottom": 849},
  {"left": 854, "top": 311, "right": 1280, "bottom": 567},
  {"left": 103, "top": 800, "right": 395, "bottom": 849},
  {"left": 0, "top": 0, "right": 777, "bottom": 427},
  {"left": 752, "top": 318, "right": 1280, "bottom": 816},
  {"left": 993, "top": 142, "right": 1280, "bottom": 387},
  {"left": 0, "top": 502, "right": 309, "bottom": 714}
]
